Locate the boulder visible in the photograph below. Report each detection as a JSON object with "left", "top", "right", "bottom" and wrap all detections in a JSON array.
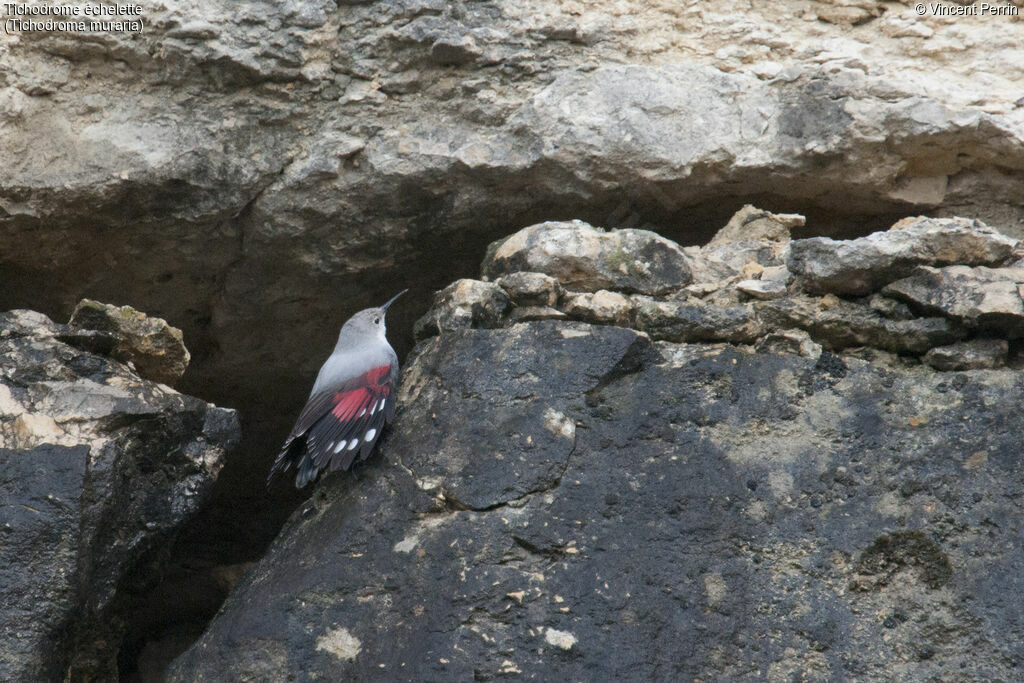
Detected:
[
  {"left": 169, "top": 318, "right": 1024, "bottom": 681},
  {"left": 789, "top": 217, "right": 1017, "bottom": 296},
  {"left": 0, "top": 309, "right": 238, "bottom": 681},
  {"left": 482, "top": 221, "right": 692, "bottom": 295},
  {"left": 65, "top": 298, "right": 191, "bottom": 386},
  {"left": 882, "top": 265, "right": 1024, "bottom": 337}
]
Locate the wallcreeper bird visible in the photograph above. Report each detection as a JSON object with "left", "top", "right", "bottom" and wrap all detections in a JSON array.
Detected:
[{"left": 269, "top": 290, "right": 406, "bottom": 488}]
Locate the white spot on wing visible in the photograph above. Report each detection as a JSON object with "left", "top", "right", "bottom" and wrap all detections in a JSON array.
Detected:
[
  {"left": 333, "top": 441, "right": 346, "bottom": 454},
  {"left": 364, "top": 428, "right": 377, "bottom": 442},
  {"left": 358, "top": 407, "right": 367, "bottom": 417},
  {"left": 377, "top": 398, "right": 387, "bottom": 413},
  {"left": 347, "top": 439, "right": 359, "bottom": 450}
]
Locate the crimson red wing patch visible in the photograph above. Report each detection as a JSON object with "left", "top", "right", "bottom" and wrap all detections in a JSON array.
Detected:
[{"left": 269, "top": 363, "right": 395, "bottom": 487}]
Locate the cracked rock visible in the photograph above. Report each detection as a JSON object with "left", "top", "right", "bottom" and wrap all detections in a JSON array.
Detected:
[
  {"left": 634, "top": 297, "right": 763, "bottom": 343},
  {"left": 758, "top": 296, "right": 963, "bottom": 353},
  {"left": 169, "top": 318, "right": 1024, "bottom": 682},
  {"left": 413, "top": 279, "right": 510, "bottom": 341},
  {"left": 497, "top": 271, "right": 564, "bottom": 308},
  {"left": 882, "top": 265, "right": 1024, "bottom": 337},
  {"left": 789, "top": 217, "right": 1017, "bottom": 296},
  {"left": 0, "top": 309, "right": 237, "bottom": 682}
]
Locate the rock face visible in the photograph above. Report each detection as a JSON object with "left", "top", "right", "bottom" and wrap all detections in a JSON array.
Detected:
[
  {"left": 171, "top": 214, "right": 1024, "bottom": 681},
  {"left": 0, "top": 309, "right": 238, "bottom": 681},
  {"left": 788, "top": 217, "right": 1018, "bottom": 295},
  {"left": 5, "top": 2, "right": 1024, "bottom": 566}
]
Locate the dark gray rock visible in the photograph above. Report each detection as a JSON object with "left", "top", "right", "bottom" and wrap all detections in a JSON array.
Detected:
[
  {"left": 758, "top": 296, "right": 964, "bottom": 353},
  {"left": 789, "top": 217, "right": 1017, "bottom": 295},
  {"left": 882, "top": 265, "right": 1024, "bottom": 337},
  {"left": 0, "top": 309, "right": 238, "bottom": 681},
  {"left": 169, "top": 319, "right": 1024, "bottom": 681}
]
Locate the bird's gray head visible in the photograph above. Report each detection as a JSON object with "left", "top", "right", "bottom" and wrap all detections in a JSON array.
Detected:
[{"left": 339, "top": 289, "right": 407, "bottom": 342}]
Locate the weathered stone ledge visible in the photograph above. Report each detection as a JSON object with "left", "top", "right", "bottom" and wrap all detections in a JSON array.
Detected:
[{"left": 416, "top": 207, "right": 1023, "bottom": 372}]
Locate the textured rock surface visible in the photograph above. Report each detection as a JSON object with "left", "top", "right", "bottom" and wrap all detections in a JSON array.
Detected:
[
  {"left": 924, "top": 339, "right": 1009, "bottom": 371},
  {"left": 883, "top": 265, "right": 1024, "bottom": 337},
  {"left": 426, "top": 212, "right": 1021, "bottom": 360},
  {"left": 65, "top": 298, "right": 191, "bottom": 386},
  {"left": 483, "top": 220, "right": 692, "bottom": 295},
  {"left": 171, "top": 213, "right": 1024, "bottom": 680},
  {"left": 7, "top": 1, "right": 1024, "bottom": 674},
  {"left": 170, "top": 320, "right": 1024, "bottom": 681},
  {"left": 0, "top": 309, "right": 238, "bottom": 681},
  {"left": 789, "top": 217, "right": 1017, "bottom": 295},
  {"left": 5, "top": 3, "right": 1024, "bottom": 544}
]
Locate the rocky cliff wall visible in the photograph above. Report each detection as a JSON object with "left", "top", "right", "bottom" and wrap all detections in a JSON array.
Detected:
[
  {"left": 4, "top": 1, "right": 1024, "bottom": 677},
  {"left": 169, "top": 213, "right": 1024, "bottom": 681},
  {"left": 3, "top": 3, "right": 1024, "bottom": 527}
]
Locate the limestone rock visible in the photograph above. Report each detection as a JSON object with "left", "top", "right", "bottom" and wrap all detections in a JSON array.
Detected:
[
  {"left": 707, "top": 205, "right": 804, "bottom": 247},
  {"left": 0, "top": 309, "right": 237, "bottom": 682},
  {"left": 413, "top": 279, "right": 510, "bottom": 341},
  {"left": 924, "top": 339, "right": 1009, "bottom": 371},
  {"left": 789, "top": 217, "right": 1018, "bottom": 296},
  {"left": 483, "top": 220, "right": 692, "bottom": 295},
  {"left": 561, "top": 290, "right": 634, "bottom": 326},
  {"left": 882, "top": 265, "right": 1024, "bottom": 337},
  {"left": 634, "top": 298, "right": 763, "bottom": 344},
  {"left": 65, "top": 299, "right": 191, "bottom": 386},
  {"left": 758, "top": 297, "right": 963, "bottom": 353},
  {"left": 496, "top": 272, "right": 564, "bottom": 308},
  {"left": 507, "top": 306, "right": 567, "bottom": 323},
  {"left": 736, "top": 278, "right": 788, "bottom": 301},
  {"left": 756, "top": 329, "right": 823, "bottom": 359}
]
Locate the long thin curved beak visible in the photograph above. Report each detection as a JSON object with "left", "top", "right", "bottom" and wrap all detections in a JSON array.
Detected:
[{"left": 381, "top": 289, "right": 408, "bottom": 311}]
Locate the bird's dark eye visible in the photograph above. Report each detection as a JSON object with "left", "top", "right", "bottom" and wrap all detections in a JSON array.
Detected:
[{"left": 374, "top": 317, "right": 381, "bottom": 324}]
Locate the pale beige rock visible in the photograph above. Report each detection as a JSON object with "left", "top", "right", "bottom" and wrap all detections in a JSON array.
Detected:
[
  {"left": 707, "top": 205, "right": 803, "bottom": 247},
  {"left": 736, "top": 279, "right": 788, "bottom": 301},
  {"left": 789, "top": 217, "right": 1018, "bottom": 296},
  {"left": 67, "top": 299, "right": 190, "bottom": 386},
  {"left": 562, "top": 291, "right": 634, "bottom": 325},
  {"left": 413, "top": 279, "right": 510, "bottom": 340},
  {"left": 484, "top": 221, "right": 691, "bottom": 294}
]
